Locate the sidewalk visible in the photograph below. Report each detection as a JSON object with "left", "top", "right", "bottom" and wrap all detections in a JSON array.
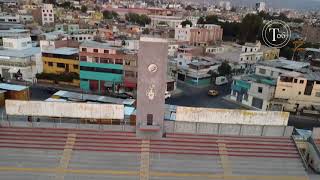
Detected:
[{"left": 222, "top": 95, "right": 255, "bottom": 110}]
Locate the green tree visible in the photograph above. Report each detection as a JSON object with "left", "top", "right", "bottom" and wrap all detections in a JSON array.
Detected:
[
  {"left": 81, "top": 5, "right": 87, "bottom": 13},
  {"left": 185, "top": 5, "right": 194, "bottom": 11},
  {"left": 205, "top": 15, "right": 219, "bottom": 24},
  {"left": 142, "top": 28, "right": 150, "bottom": 34},
  {"left": 180, "top": 20, "right": 192, "bottom": 27},
  {"left": 218, "top": 61, "right": 232, "bottom": 76},
  {"left": 103, "top": 10, "right": 118, "bottom": 19},
  {"left": 239, "top": 14, "right": 263, "bottom": 43},
  {"left": 125, "top": 13, "right": 150, "bottom": 26},
  {"left": 197, "top": 16, "right": 205, "bottom": 24}
]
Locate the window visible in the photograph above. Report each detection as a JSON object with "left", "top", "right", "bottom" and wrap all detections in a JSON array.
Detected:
[
  {"left": 125, "top": 61, "right": 130, "bottom": 66},
  {"left": 73, "top": 65, "right": 79, "bottom": 69},
  {"left": 82, "top": 48, "right": 87, "bottom": 52},
  {"left": 258, "top": 87, "right": 263, "bottom": 93},
  {"left": 298, "top": 91, "right": 301, "bottom": 95},
  {"left": 80, "top": 56, "right": 87, "bottom": 61},
  {"left": 93, "top": 49, "right": 98, "bottom": 53},
  {"left": 104, "top": 50, "right": 109, "bottom": 54},
  {"left": 300, "top": 80, "right": 304, "bottom": 84},
  {"left": 294, "top": 79, "right": 298, "bottom": 83},
  {"left": 259, "top": 68, "right": 266, "bottom": 74},
  {"left": 57, "top": 63, "right": 65, "bottom": 68},
  {"left": 48, "top": 62, "right": 53, "bottom": 66},
  {"left": 316, "top": 92, "right": 320, "bottom": 97},
  {"left": 282, "top": 89, "right": 286, "bottom": 91},
  {"left": 147, "top": 114, "right": 153, "bottom": 125},
  {"left": 244, "top": 93, "right": 248, "bottom": 101},
  {"left": 125, "top": 71, "right": 135, "bottom": 77},
  {"left": 271, "top": 71, "right": 274, "bottom": 76},
  {"left": 115, "top": 59, "right": 123, "bottom": 65}
]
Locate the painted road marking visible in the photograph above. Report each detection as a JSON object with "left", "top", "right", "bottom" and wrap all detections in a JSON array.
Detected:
[
  {"left": 140, "top": 139, "right": 150, "bottom": 180},
  {"left": 0, "top": 166, "right": 309, "bottom": 180},
  {"left": 55, "top": 133, "right": 76, "bottom": 180},
  {"left": 218, "top": 143, "right": 232, "bottom": 175}
]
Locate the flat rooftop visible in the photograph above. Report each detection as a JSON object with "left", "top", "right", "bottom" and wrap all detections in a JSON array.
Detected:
[
  {"left": 0, "top": 126, "right": 310, "bottom": 180},
  {"left": 257, "top": 59, "right": 310, "bottom": 71},
  {"left": 0, "top": 47, "right": 40, "bottom": 58},
  {"left": 42, "top": 47, "right": 79, "bottom": 55}
]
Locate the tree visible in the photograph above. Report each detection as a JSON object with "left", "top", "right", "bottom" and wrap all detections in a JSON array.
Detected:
[
  {"left": 142, "top": 28, "right": 150, "bottom": 34},
  {"left": 81, "top": 5, "right": 87, "bottom": 13},
  {"left": 218, "top": 61, "right": 232, "bottom": 76},
  {"left": 180, "top": 20, "right": 192, "bottom": 27},
  {"left": 197, "top": 16, "right": 205, "bottom": 24},
  {"left": 125, "top": 13, "right": 151, "bottom": 26},
  {"left": 103, "top": 10, "right": 118, "bottom": 19},
  {"left": 205, "top": 15, "right": 219, "bottom": 24},
  {"left": 239, "top": 14, "right": 263, "bottom": 43},
  {"left": 185, "top": 5, "right": 194, "bottom": 11}
]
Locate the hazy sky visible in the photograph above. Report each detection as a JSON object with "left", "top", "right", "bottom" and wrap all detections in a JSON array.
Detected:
[{"left": 228, "top": 0, "right": 320, "bottom": 10}]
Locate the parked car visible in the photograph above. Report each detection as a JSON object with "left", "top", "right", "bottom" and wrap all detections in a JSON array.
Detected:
[
  {"left": 165, "top": 91, "right": 171, "bottom": 99},
  {"left": 215, "top": 76, "right": 228, "bottom": 85},
  {"left": 208, "top": 89, "right": 219, "bottom": 97},
  {"left": 115, "top": 93, "right": 134, "bottom": 99}
]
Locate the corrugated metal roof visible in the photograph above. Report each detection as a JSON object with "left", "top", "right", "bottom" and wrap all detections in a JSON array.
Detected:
[{"left": 0, "top": 83, "right": 28, "bottom": 91}]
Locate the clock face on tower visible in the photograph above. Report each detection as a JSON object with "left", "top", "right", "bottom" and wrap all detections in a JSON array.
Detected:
[
  {"left": 146, "top": 84, "right": 156, "bottom": 100},
  {"left": 148, "top": 64, "right": 158, "bottom": 73}
]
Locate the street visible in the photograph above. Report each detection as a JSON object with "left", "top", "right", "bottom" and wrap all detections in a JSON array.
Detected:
[{"left": 166, "top": 81, "right": 241, "bottom": 109}]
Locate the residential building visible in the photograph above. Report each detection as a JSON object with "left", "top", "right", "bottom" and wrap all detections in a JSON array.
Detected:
[
  {"left": 230, "top": 59, "right": 310, "bottom": 110},
  {"left": 256, "top": 2, "right": 266, "bottom": 12},
  {"left": 150, "top": 15, "right": 185, "bottom": 28},
  {"left": 79, "top": 41, "right": 138, "bottom": 94},
  {"left": 231, "top": 74, "right": 276, "bottom": 110},
  {"left": 177, "top": 57, "right": 220, "bottom": 86},
  {"left": 175, "top": 24, "right": 223, "bottom": 46},
  {"left": 262, "top": 47, "right": 280, "bottom": 60},
  {"left": 0, "top": 36, "right": 41, "bottom": 82},
  {"left": 273, "top": 71, "right": 320, "bottom": 112},
  {"left": 305, "top": 48, "right": 320, "bottom": 71},
  {"left": 0, "top": 14, "right": 20, "bottom": 23},
  {"left": 42, "top": 47, "right": 79, "bottom": 74},
  {"left": 0, "top": 29, "right": 30, "bottom": 46},
  {"left": 41, "top": 4, "right": 54, "bottom": 25},
  {"left": 216, "top": 42, "right": 268, "bottom": 72}
]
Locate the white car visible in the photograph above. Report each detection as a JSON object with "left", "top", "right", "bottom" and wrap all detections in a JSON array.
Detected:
[{"left": 165, "top": 91, "right": 171, "bottom": 99}]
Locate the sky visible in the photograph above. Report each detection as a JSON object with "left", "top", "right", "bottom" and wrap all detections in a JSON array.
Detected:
[{"left": 226, "top": 0, "right": 320, "bottom": 10}]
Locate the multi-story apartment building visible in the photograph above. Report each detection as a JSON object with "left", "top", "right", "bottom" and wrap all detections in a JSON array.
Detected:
[
  {"left": 175, "top": 24, "right": 223, "bottom": 46},
  {"left": 41, "top": 4, "right": 54, "bottom": 25},
  {"left": 79, "top": 41, "right": 138, "bottom": 94},
  {"left": 273, "top": 71, "right": 320, "bottom": 112},
  {"left": 230, "top": 59, "right": 310, "bottom": 110},
  {"left": 176, "top": 57, "right": 220, "bottom": 86},
  {"left": 42, "top": 47, "right": 79, "bottom": 74},
  {"left": 0, "top": 35, "right": 41, "bottom": 82}
]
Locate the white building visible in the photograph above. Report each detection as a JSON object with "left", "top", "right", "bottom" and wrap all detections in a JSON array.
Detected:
[
  {"left": 41, "top": 4, "right": 54, "bottom": 25},
  {"left": 219, "top": 1, "right": 232, "bottom": 11},
  {"left": 0, "top": 36, "right": 42, "bottom": 82},
  {"left": 150, "top": 15, "right": 185, "bottom": 28},
  {"left": 174, "top": 25, "right": 191, "bottom": 42},
  {"left": 256, "top": 2, "right": 266, "bottom": 12}
]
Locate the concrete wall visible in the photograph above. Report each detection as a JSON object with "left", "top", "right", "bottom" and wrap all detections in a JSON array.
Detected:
[
  {"left": 164, "top": 120, "right": 293, "bottom": 137},
  {"left": 175, "top": 106, "right": 289, "bottom": 126},
  {"left": 5, "top": 100, "right": 124, "bottom": 119}
]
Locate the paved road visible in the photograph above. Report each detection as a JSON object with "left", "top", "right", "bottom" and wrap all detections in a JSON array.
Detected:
[{"left": 166, "top": 81, "right": 241, "bottom": 109}]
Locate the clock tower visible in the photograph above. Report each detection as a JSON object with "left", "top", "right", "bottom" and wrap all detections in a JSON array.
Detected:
[{"left": 136, "top": 37, "right": 168, "bottom": 138}]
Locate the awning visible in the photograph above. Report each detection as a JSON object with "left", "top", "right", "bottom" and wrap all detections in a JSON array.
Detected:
[
  {"left": 8, "top": 68, "right": 19, "bottom": 74},
  {"left": 124, "top": 80, "right": 136, "bottom": 88}
]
